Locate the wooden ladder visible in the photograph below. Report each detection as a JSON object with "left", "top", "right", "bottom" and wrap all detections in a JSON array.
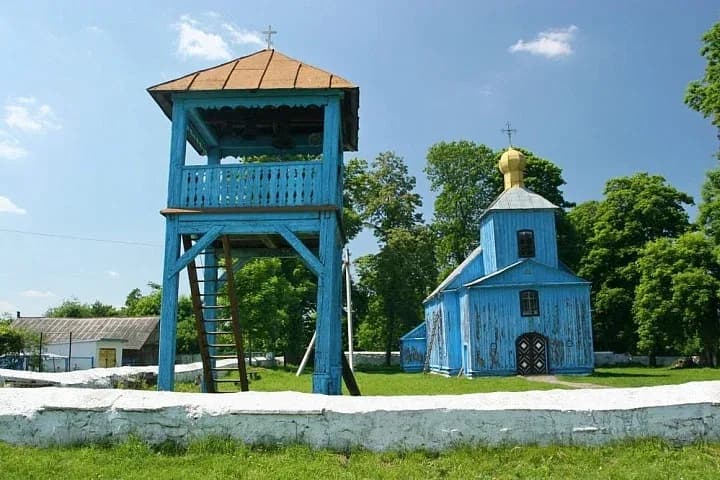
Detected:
[
  {"left": 183, "top": 235, "right": 249, "bottom": 393},
  {"left": 423, "top": 315, "right": 441, "bottom": 374}
]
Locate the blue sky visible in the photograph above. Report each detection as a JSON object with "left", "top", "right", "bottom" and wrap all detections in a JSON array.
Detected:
[{"left": 0, "top": 1, "right": 717, "bottom": 315}]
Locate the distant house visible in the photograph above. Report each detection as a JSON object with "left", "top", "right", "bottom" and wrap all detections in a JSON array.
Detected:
[{"left": 12, "top": 316, "right": 159, "bottom": 369}]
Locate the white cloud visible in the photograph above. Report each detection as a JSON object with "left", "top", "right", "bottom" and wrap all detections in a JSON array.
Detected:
[
  {"left": 21, "top": 290, "right": 56, "bottom": 298},
  {"left": 222, "top": 24, "right": 264, "bottom": 48},
  {"left": 175, "top": 16, "right": 232, "bottom": 61},
  {"left": 0, "top": 196, "right": 26, "bottom": 214},
  {"left": 509, "top": 25, "right": 578, "bottom": 59},
  {"left": 0, "top": 136, "right": 27, "bottom": 160},
  {"left": 86, "top": 26, "right": 103, "bottom": 34},
  {"left": 106, "top": 270, "right": 120, "bottom": 278},
  {"left": 4, "top": 97, "right": 61, "bottom": 133}
]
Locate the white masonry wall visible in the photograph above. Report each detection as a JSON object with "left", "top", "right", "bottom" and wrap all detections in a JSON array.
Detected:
[{"left": 0, "top": 382, "right": 718, "bottom": 451}]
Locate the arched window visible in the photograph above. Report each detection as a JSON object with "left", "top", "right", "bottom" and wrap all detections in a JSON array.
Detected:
[
  {"left": 520, "top": 290, "right": 540, "bottom": 316},
  {"left": 517, "top": 230, "right": 535, "bottom": 258}
]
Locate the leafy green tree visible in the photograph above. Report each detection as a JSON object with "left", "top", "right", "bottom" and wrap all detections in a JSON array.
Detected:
[
  {"left": 425, "top": 141, "right": 574, "bottom": 276},
  {"left": 698, "top": 167, "right": 720, "bottom": 244},
  {"left": 579, "top": 174, "right": 693, "bottom": 352},
  {"left": 45, "top": 299, "right": 119, "bottom": 318},
  {"left": 634, "top": 232, "right": 720, "bottom": 366},
  {"left": 349, "top": 151, "right": 436, "bottom": 362},
  {"left": 685, "top": 22, "right": 720, "bottom": 152},
  {"left": 356, "top": 226, "right": 437, "bottom": 363},
  {"left": 350, "top": 152, "right": 422, "bottom": 242},
  {"left": 0, "top": 320, "right": 25, "bottom": 356}
]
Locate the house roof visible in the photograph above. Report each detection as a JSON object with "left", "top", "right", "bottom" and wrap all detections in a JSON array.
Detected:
[
  {"left": 424, "top": 246, "right": 483, "bottom": 303},
  {"left": 480, "top": 186, "right": 559, "bottom": 219},
  {"left": 148, "top": 49, "right": 360, "bottom": 151},
  {"left": 464, "top": 259, "right": 589, "bottom": 288},
  {"left": 12, "top": 317, "right": 159, "bottom": 350},
  {"left": 400, "top": 322, "right": 427, "bottom": 340}
]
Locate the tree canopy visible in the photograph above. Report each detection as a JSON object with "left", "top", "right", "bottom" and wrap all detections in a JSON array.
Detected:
[{"left": 685, "top": 21, "right": 720, "bottom": 151}]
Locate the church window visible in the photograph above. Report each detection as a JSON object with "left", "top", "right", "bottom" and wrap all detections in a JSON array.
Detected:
[
  {"left": 520, "top": 290, "right": 540, "bottom": 316},
  {"left": 517, "top": 230, "right": 535, "bottom": 258}
]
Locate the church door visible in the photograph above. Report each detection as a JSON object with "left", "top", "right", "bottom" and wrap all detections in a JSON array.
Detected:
[{"left": 516, "top": 333, "right": 548, "bottom": 375}]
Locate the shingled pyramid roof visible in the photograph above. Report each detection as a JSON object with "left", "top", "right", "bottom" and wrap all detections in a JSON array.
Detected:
[{"left": 148, "top": 49, "right": 359, "bottom": 151}]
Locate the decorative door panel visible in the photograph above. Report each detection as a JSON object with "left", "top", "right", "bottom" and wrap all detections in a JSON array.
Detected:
[{"left": 516, "top": 333, "right": 548, "bottom": 375}]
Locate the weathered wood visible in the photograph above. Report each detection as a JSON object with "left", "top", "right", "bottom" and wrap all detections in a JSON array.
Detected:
[
  {"left": 170, "top": 226, "right": 222, "bottom": 277},
  {"left": 158, "top": 217, "right": 180, "bottom": 391},
  {"left": 182, "top": 235, "right": 216, "bottom": 393},
  {"left": 221, "top": 236, "right": 249, "bottom": 392},
  {"left": 277, "top": 225, "right": 323, "bottom": 276},
  {"left": 341, "top": 353, "right": 361, "bottom": 396}
]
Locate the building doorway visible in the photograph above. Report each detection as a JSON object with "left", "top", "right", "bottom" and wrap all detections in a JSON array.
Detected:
[
  {"left": 516, "top": 332, "right": 548, "bottom": 375},
  {"left": 99, "top": 348, "right": 117, "bottom": 368}
]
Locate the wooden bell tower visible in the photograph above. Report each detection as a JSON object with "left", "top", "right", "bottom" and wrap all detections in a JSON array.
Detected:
[{"left": 148, "top": 50, "right": 359, "bottom": 395}]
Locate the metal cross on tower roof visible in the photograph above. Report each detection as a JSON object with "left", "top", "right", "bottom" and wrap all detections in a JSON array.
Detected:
[
  {"left": 262, "top": 25, "right": 277, "bottom": 49},
  {"left": 501, "top": 121, "right": 517, "bottom": 147}
]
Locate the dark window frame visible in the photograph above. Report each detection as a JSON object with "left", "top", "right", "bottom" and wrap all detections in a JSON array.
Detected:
[
  {"left": 519, "top": 290, "right": 540, "bottom": 317},
  {"left": 517, "top": 230, "right": 536, "bottom": 258}
]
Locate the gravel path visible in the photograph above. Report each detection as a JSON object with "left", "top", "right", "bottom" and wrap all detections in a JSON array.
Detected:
[{"left": 522, "top": 375, "right": 608, "bottom": 389}]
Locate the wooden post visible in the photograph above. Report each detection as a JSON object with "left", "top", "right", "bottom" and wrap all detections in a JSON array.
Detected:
[
  {"left": 158, "top": 101, "right": 187, "bottom": 391},
  {"left": 313, "top": 96, "right": 343, "bottom": 394}
]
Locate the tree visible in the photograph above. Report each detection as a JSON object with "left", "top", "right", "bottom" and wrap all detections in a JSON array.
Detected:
[
  {"left": 350, "top": 152, "right": 422, "bottom": 242},
  {"left": 46, "top": 299, "right": 119, "bottom": 318},
  {"left": 634, "top": 232, "right": 720, "bottom": 366},
  {"left": 349, "top": 151, "right": 436, "bottom": 363},
  {"left": 355, "top": 226, "right": 437, "bottom": 363},
  {"left": 698, "top": 166, "right": 720, "bottom": 244},
  {"left": 0, "top": 320, "right": 25, "bottom": 356},
  {"left": 685, "top": 22, "right": 720, "bottom": 152},
  {"left": 425, "top": 141, "right": 574, "bottom": 276},
  {"left": 425, "top": 141, "right": 499, "bottom": 271},
  {"left": 578, "top": 173, "right": 693, "bottom": 352}
]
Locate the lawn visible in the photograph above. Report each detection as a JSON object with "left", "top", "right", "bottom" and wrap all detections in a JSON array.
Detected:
[
  {"left": 172, "top": 365, "right": 720, "bottom": 395},
  {"left": 0, "top": 438, "right": 718, "bottom": 479},
  {"left": 558, "top": 367, "right": 720, "bottom": 388},
  {"left": 173, "top": 366, "right": 568, "bottom": 395}
]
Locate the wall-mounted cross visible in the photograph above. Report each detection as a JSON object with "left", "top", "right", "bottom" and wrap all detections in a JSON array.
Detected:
[
  {"left": 501, "top": 121, "right": 517, "bottom": 147},
  {"left": 262, "top": 25, "right": 277, "bottom": 49}
]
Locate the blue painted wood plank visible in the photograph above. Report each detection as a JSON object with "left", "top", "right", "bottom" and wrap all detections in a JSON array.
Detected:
[
  {"left": 321, "top": 97, "right": 341, "bottom": 205},
  {"left": 169, "top": 225, "right": 222, "bottom": 277},
  {"left": 277, "top": 225, "right": 323, "bottom": 276},
  {"left": 313, "top": 211, "right": 342, "bottom": 394},
  {"left": 188, "top": 107, "right": 218, "bottom": 147},
  {"left": 158, "top": 217, "right": 181, "bottom": 391},
  {"left": 167, "top": 100, "right": 188, "bottom": 206}
]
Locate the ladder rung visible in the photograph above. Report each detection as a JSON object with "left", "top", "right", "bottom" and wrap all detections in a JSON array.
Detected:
[
  {"left": 210, "top": 355, "right": 238, "bottom": 359},
  {"left": 205, "top": 331, "right": 230, "bottom": 335},
  {"left": 202, "top": 305, "right": 228, "bottom": 309},
  {"left": 211, "top": 366, "right": 238, "bottom": 371},
  {"left": 204, "top": 318, "right": 232, "bottom": 322},
  {"left": 213, "top": 379, "right": 243, "bottom": 383},
  {"left": 208, "top": 343, "right": 236, "bottom": 348}
]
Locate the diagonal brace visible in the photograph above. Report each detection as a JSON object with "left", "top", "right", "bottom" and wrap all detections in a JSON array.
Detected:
[
  {"left": 277, "top": 225, "right": 323, "bottom": 276},
  {"left": 170, "top": 225, "right": 223, "bottom": 277}
]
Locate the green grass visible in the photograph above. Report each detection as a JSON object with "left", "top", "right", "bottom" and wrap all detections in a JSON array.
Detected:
[
  {"left": 173, "top": 366, "right": 568, "bottom": 395},
  {"left": 1, "top": 438, "right": 718, "bottom": 479},
  {"left": 558, "top": 367, "right": 720, "bottom": 388}
]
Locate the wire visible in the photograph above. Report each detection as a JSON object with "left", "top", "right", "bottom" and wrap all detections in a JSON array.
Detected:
[{"left": 0, "top": 228, "right": 161, "bottom": 248}]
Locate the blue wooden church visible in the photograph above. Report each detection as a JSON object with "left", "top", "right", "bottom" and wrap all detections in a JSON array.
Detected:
[
  {"left": 148, "top": 49, "right": 358, "bottom": 394},
  {"left": 401, "top": 147, "right": 594, "bottom": 376}
]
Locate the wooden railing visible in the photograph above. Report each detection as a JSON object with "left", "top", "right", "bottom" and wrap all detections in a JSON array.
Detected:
[{"left": 176, "top": 161, "right": 323, "bottom": 209}]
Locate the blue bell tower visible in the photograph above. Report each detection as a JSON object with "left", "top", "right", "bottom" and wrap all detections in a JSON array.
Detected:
[{"left": 148, "top": 49, "right": 359, "bottom": 394}]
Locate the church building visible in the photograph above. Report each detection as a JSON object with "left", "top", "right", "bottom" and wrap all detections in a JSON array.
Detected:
[{"left": 400, "top": 147, "right": 594, "bottom": 376}]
